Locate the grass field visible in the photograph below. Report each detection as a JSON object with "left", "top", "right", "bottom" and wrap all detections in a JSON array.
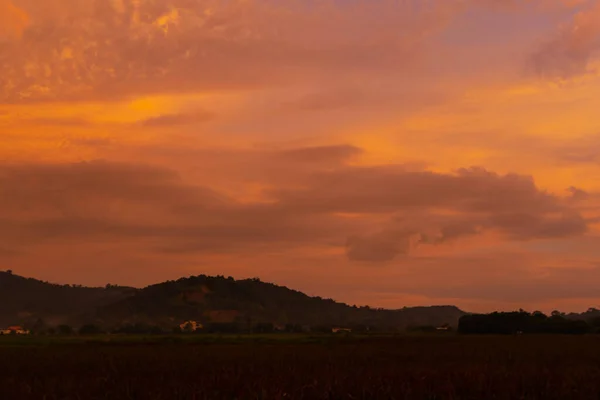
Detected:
[{"left": 2, "top": 335, "right": 600, "bottom": 399}]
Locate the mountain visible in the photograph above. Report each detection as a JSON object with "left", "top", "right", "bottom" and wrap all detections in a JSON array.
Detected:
[
  {"left": 0, "top": 271, "right": 135, "bottom": 327},
  {"left": 0, "top": 271, "right": 464, "bottom": 331},
  {"left": 95, "top": 275, "right": 466, "bottom": 330}
]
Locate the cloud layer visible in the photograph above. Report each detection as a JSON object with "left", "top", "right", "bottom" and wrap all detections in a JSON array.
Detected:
[
  {"left": 0, "top": 151, "right": 589, "bottom": 262},
  {"left": 2, "top": 0, "right": 600, "bottom": 312}
]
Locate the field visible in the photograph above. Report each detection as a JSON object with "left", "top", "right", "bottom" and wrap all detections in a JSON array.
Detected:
[{"left": 2, "top": 335, "right": 600, "bottom": 399}]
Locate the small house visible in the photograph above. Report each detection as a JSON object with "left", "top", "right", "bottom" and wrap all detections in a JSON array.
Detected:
[{"left": 179, "top": 321, "right": 203, "bottom": 332}]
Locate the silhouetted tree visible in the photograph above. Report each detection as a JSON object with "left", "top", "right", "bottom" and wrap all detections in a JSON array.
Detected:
[
  {"left": 459, "top": 311, "right": 591, "bottom": 335},
  {"left": 78, "top": 324, "right": 103, "bottom": 335},
  {"left": 254, "top": 322, "right": 274, "bottom": 333},
  {"left": 31, "top": 318, "right": 47, "bottom": 335},
  {"left": 57, "top": 325, "right": 74, "bottom": 335}
]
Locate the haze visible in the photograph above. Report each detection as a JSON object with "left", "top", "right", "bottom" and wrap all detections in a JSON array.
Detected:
[{"left": 2, "top": 0, "right": 600, "bottom": 313}]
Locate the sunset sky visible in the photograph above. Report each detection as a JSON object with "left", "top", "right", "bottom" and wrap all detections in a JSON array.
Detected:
[{"left": 2, "top": 0, "right": 600, "bottom": 313}]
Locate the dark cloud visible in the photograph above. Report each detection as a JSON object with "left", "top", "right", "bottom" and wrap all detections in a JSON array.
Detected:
[
  {"left": 276, "top": 145, "right": 363, "bottom": 164},
  {"left": 0, "top": 149, "right": 590, "bottom": 263},
  {"left": 66, "top": 137, "right": 113, "bottom": 148},
  {"left": 488, "top": 212, "right": 588, "bottom": 240},
  {"left": 270, "top": 166, "right": 562, "bottom": 215},
  {"left": 567, "top": 186, "right": 589, "bottom": 201},
  {"left": 557, "top": 139, "right": 600, "bottom": 165},
  {"left": 420, "top": 222, "right": 481, "bottom": 245},
  {"left": 0, "top": 158, "right": 348, "bottom": 253},
  {"left": 23, "top": 117, "right": 92, "bottom": 127},
  {"left": 530, "top": 2, "right": 600, "bottom": 79},
  {"left": 346, "top": 230, "right": 415, "bottom": 262},
  {"left": 0, "top": 246, "right": 22, "bottom": 257},
  {"left": 137, "top": 111, "right": 215, "bottom": 127}
]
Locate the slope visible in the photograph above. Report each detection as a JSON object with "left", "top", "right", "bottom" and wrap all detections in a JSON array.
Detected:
[
  {"left": 0, "top": 271, "right": 135, "bottom": 327},
  {"left": 94, "top": 275, "right": 466, "bottom": 330}
]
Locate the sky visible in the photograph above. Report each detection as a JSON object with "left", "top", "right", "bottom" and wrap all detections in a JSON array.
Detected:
[{"left": 2, "top": 0, "right": 600, "bottom": 313}]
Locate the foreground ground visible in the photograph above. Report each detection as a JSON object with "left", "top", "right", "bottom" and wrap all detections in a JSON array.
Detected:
[{"left": 1, "top": 335, "right": 600, "bottom": 399}]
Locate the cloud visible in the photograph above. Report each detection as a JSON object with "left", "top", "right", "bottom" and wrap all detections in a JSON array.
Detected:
[
  {"left": 22, "top": 117, "right": 93, "bottom": 127},
  {"left": 346, "top": 230, "right": 415, "bottom": 262},
  {"left": 0, "top": 0, "right": 467, "bottom": 103},
  {"left": 283, "top": 88, "right": 366, "bottom": 112},
  {"left": 0, "top": 148, "right": 589, "bottom": 265},
  {"left": 65, "top": 137, "right": 113, "bottom": 148},
  {"left": 270, "top": 166, "right": 563, "bottom": 216},
  {"left": 420, "top": 222, "right": 482, "bottom": 245},
  {"left": 275, "top": 145, "right": 363, "bottom": 165},
  {"left": 531, "top": 1, "right": 600, "bottom": 78},
  {"left": 0, "top": 0, "right": 29, "bottom": 39},
  {"left": 0, "top": 158, "right": 349, "bottom": 253},
  {"left": 0, "top": 247, "right": 21, "bottom": 257},
  {"left": 567, "top": 186, "right": 589, "bottom": 201},
  {"left": 488, "top": 211, "right": 588, "bottom": 240},
  {"left": 137, "top": 111, "right": 215, "bottom": 127}
]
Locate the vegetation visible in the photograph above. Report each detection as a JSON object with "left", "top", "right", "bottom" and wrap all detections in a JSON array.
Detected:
[
  {"left": 0, "top": 271, "right": 133, "bottom": 327},
  {"left": 2, "top": 335, "right": 600, "bottom": 399},
  {"left": 1, "top": 271, "right": 464, "bottom": 332},
  {"left": 459, "top": 310, "right": 600, "bottom": 335}
]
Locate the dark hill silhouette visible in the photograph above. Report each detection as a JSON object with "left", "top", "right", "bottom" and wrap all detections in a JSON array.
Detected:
[
  {"left": 0, "top": 270, "right": 134, "bottom": 327},
  {"left": 95, "top": 275, "right": 466, "bottom": 330},
  {"left": 0, "top": 271, "right": 464, "bottom": 331}
]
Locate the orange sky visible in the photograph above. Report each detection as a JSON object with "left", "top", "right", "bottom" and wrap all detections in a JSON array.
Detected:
[{"left": 2, "top": 0, "right": 600, "bottom": 313}]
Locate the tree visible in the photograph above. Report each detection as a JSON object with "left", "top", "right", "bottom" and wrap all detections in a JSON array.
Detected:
[
  {"left": 78, "top": 324, "right": 103, "bottom": 335},
  {"left": 57, "top": 325, "right": 74, "bottom": 335},
  {"left": 255, "top": 322, "right": 274, "bottom": 334},
  {"left": 31, "top": 318, "right": 47, "bottom": 334}
]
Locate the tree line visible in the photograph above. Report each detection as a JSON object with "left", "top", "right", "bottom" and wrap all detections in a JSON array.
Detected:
[{"left": 458, "top": 310, "right": 600, "bottom": 335}]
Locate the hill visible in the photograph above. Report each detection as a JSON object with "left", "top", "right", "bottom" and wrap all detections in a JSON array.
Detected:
[
  {"left": 95, "top": 275, "right": 465, "bottom": 330},
  {"left": 1, "top": 271, "right": 464, "bottom": 331},
  {"left": 0, "top": 271, "right": 135, "bottom": 328}
]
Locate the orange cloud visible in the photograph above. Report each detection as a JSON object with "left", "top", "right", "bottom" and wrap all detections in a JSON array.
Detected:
[
  {"left": 0, "top": 0, "right": 481, "bottom": 103},
  {"left": 0, "top": 153, "right": 590, "bottom": 265},
  {"left": 137, "top": 110, "right": 215, "bottom": 127},
  {"left": 532, "top": 1, "right": 600, "bottom": 78},
  {"left": 3, "top": 0, "right": 600, "bottom": 312},
  {"left": 0, "top": 0, "right": 29, "bottom": 39}
]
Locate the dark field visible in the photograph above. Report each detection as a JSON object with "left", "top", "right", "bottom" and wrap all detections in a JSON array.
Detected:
[{"left": 2, "top": 335, "right": 600, "bottom": 399}]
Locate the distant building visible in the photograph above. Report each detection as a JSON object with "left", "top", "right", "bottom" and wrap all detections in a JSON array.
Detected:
[
  {"left": 179, "top": 321, "right": 203, "bottom": 332},
  {"left": 0, "top": 326, "right": 30, "bottom": 335}
]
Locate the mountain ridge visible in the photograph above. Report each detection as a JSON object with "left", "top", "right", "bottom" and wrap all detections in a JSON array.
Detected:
[
  {"left": 3, "top": 270, "right": 599, "bottom": 333},
  {"left": 0, "top": 270, "right": 464, "bottom": 330}
]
